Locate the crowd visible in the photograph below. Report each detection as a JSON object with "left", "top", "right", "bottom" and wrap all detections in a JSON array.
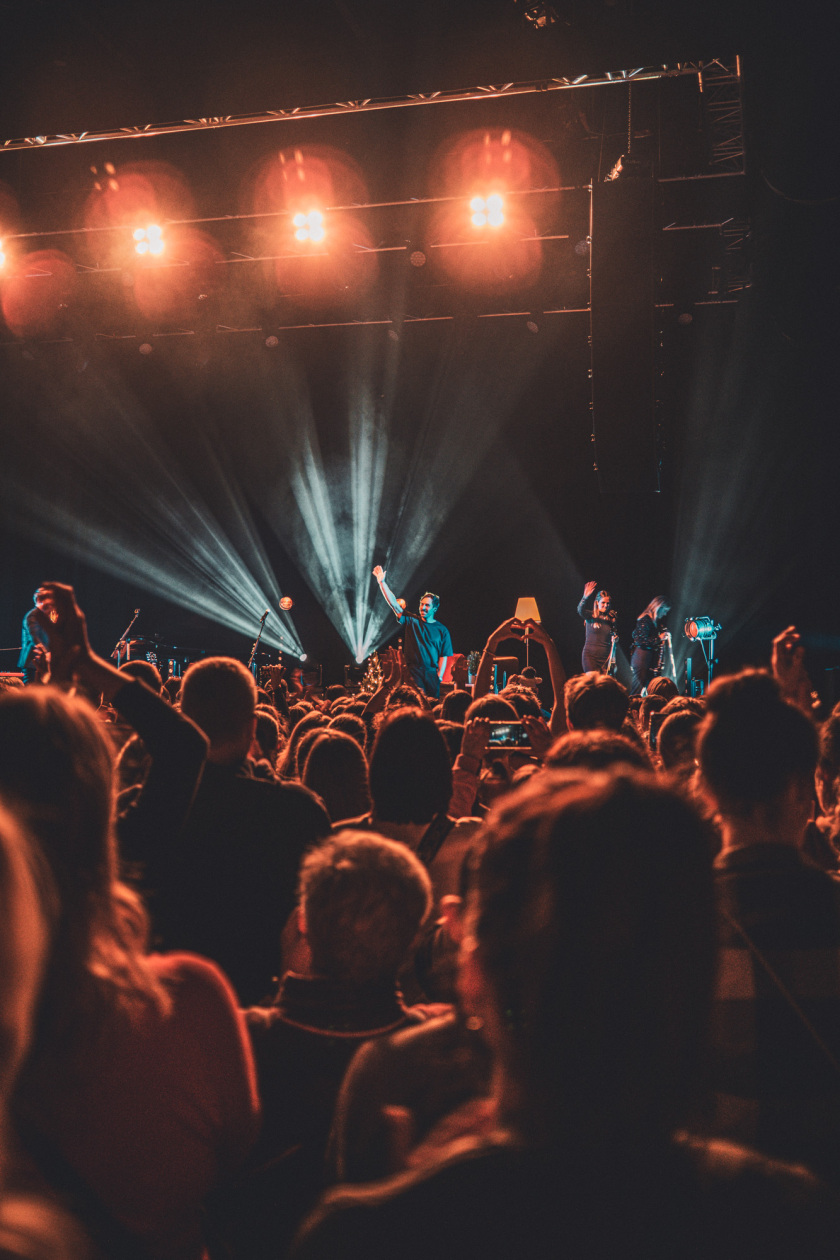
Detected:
[{"left": 1, "top": 587, "right": 839, "bottom": 1258}]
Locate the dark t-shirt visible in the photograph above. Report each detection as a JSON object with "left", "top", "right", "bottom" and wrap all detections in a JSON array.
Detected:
[
  {"left": 293, "top": 1134, "right": 840, "bottom": 1260},
  {"left": 398, "top": 612, "right": 452, "bottom": 694}
]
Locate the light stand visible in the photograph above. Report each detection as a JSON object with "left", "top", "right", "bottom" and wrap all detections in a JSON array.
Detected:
[
  {"left": 247, "top": 611, "right": 270, "bottom": 678},
  {"left": 684, "top": 617, "right": 721, "bottom": 691}
]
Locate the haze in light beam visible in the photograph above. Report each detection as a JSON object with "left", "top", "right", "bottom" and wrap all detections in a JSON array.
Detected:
[{"left": 2, "top": 353, "right": 302, "bottom": 653}]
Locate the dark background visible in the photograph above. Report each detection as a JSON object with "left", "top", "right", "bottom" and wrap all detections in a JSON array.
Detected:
[{"left": 1, "top": 1, "right": 837, "bottom": 692}]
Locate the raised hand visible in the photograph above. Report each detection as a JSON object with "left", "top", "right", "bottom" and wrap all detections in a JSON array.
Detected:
[
  {"left": 521, "top": 715, "right": 552, "bottom": 761},
  {"left": 372, "top": 565, "right": 386, "bottom": 583},
  {"left": 460, "top": 717, "right": 491, "bottom": 763},
  {"left": 32, "top": 582, "right": 91, "bottom": 684},
  {"left": 583, "top": 580, "right": 598, "bottom": 597},
  {"left": 487, "top": 617, "right": 526, "bottom": 649},
  {"left": 771, "top": 624, "right": 813, "bottom": 713}
]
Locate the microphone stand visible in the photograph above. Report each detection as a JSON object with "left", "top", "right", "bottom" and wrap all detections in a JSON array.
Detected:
[
  {"left": 112, "top": 610, "right": 140, "bottom": 666},
  {"left": 247, "top": 611, "right": 270, "bottom": 678}
]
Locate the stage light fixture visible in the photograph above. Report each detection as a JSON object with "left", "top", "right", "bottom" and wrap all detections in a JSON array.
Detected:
[
  {"left": 684, "top": 617, "right": 720, "bottom": 641},
  {"left": 299, "top": 652, "right": 307, "bottom": 661},
  {"left": 0, "top": 241, "right": 5, "bottom": 268},
  {"left": 293, "top": 210, "right": 325, "bottom": 243},
  {"left": 470, "top": 193, "right": 505, "bottom": 228},
  {"left": 138, "top": 342, "right": 153, "bottom": 355},
  {"left": 134, "top": 224, "right": 164, "bottom": 256},
  {"left": 279, "top": 595, "right": 293, "bottom": 610}
]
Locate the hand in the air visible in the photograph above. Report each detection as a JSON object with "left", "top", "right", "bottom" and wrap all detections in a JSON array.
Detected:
[
  {"left": 373, "top": 565, "right": 386, "bottom": 582},
  {"left": 32, "top": 583, "right": 91, "bottom": 684},
  {"left": 486, "top": 617, "right": 526, "bottom": 650},
  {"left": 583, "top": 580, "right": 598, "bottom": 597}
]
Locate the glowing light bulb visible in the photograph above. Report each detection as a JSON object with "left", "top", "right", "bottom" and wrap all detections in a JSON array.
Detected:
[
  {"left": 299, "top": 652, "right": 308, "bottom": 662},
  {"left": 292, "top": 213, "right": 306, "bottom": 228},
  {"left": 471, "top": 212, "right": 487, "bottom": 226},
  {"left": 134, "top": 224, "right": 164, "bottom": 256},
  {"left": 279, "top": 596, "right": 293, "bottom": 611},
  {"left": 470, "top": 196, "right": 484, "bottom": 212},
  {"left": 294, "top": 228, "right": 308, "bottom": 241}
]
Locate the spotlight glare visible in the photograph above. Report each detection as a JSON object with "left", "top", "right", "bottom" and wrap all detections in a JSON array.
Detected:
[
  {"left": 487, "top": 194, "right": 504, "bottom": 212},
  {"left": 488, "top": 207, "right": 505, "bottom": 227},
  {"left": 294, "top": 228, "right": 308, "bottom": 241},
  {"left": 279, "top": 595, "right": 293, "bottom": 611},
  {"left": 292, "top": 213, "right": 306, "bottom": 227},
  {"left": 134, "top": 224, "right": 164, "bottom": 256},
  {"left": 471, "top": 212, "right": 487, "bottom": 227},
  {"left": 299, "top": 652, "right": 307, "bottom": 662},
  {"left": 308, "top": 225, "right": 325, "bottom": 243},
  {"left": 470, "top": 196, "right": 484, "bottom": 212}
]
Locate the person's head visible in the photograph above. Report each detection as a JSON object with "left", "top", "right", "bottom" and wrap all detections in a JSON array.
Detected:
[
  {"left": 641, "top": 596, "right": 670, "bottom": 623},
  {"left": 465, "top": 694, "right": 519, "bottom": 724},
  {"left": 462, "top": 770, "right": 715, "bottom": 1146},
  {"left": 253, "top": 706, "right": 283, "bottom": 768},
  {"left": 303, "top": 732, "right": 371, "bottom": 824},
  {"left": 325, "top": 685, "right": 347, "bottom": 704},
  {"left": 327, "top": 712, "right": 368, "bottom": 751},
  {"left": 639, "top": 694, "right": 666, "bottom": 732},
  {"left": 118, "top": 659, "right": 163, "bottom": 693},
  {"left": 180, "top": 657, "right": 257, "bottom": 763},
  {"left": 816, "top": 711, "right": 840, "bottom": 814},
  {"left": 0, "top": 688, "right": 167, "bottom": 1072},
  {"left": 657, "top": 710, "right": 702, "bottom": 772},
  {"left": 564, "top": 673, "right": 629, "bottom": 732},
  {"left": 162, "top": 676, "right": 182, "bottom": 705},
  {"left": 440, "top": 689, "right": 472, "bottom": 724},
  {"left": 279, "top": 709, "right": 330, "bottom": 779},
  {"left": 545, "top": 729, "right": 651, "bottom": 772},
  {"left": 369, "top": 707, "right": 453, "bottom": 825},
  {"left": 298, "top": 830, "right": 432, "bottom": 985},
  {"left": 33, "top": 589, "right": 51, "bottom": 612},
  {"left": 384, "top": 684, "right": 427, "bottom": 711},
  {"left": 661, "top": 696, "right": 704, "bottom": 719},
  {"left": 593, "top": 589, "right": 612, "bottom": 617},
  {"left": 436, "top": 719, "right": 464, "bottom": 765},
  {"left": 0, "top": 801, "right": 50, "bottom": 1102},
  {"left": 697, "top": 669, "right": 817, "bottom": 826},
  {"left": 499, "top": 686, "right": 541, "bottom": 721},
  {"left": 418, "top": 592, "right": 440, "bottom": 623},
  {"left": 647, "top": 676, "right": 678, "bottom": 701}
]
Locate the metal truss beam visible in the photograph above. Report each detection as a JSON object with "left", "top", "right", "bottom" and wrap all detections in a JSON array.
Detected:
[{"left": 2, "top": 62, "right": 725, "bottom": 154}]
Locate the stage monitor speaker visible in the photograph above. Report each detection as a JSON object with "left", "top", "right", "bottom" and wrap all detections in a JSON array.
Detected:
[{"left": 590, "top": 175, "right": 658, "bottom": 494}]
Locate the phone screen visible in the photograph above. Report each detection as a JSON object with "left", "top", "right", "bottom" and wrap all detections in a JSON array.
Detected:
[{"left": 486, "top": 721, "right": 531, "bottom": 748}]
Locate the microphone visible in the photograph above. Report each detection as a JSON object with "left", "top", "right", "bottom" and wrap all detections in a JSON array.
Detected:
[
  {"left": 134, "top": 609, "right": 140, "bottom": 616},
  {"left": 261, "top": 610, "right": 270, "bottom": 620}
]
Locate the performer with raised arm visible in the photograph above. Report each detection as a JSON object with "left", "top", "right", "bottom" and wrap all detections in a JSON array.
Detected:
[
  {"left": 372, "top": 565, "right": 452, "bottom": 700},
  {"left": 630, "top": 595, "right": 671, "bottom": 696},
  {"left": 576, "top": 581, "right": 618, "bottom": 674}
]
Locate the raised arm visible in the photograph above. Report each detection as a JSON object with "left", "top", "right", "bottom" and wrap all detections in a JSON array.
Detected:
[
  {"left": 524, "top": 620, "right": 569, "bottom": 736},
  {"left": 577, "top": 580, "right": 598, "bottom": 619},
  {"left": 472, "top": 618, "right": 526, "bottom": 700},
  {"left": 372, "top": 565, "right": 403, "bottom": 620}
]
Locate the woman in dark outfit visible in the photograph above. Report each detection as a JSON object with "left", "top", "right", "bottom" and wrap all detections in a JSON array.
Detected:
[
  {"left": 577, "top": 581, "right": 617, "bottom": 674},
  {"left": 630, "top": 595, "right": 670, "bottom": 696}
]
